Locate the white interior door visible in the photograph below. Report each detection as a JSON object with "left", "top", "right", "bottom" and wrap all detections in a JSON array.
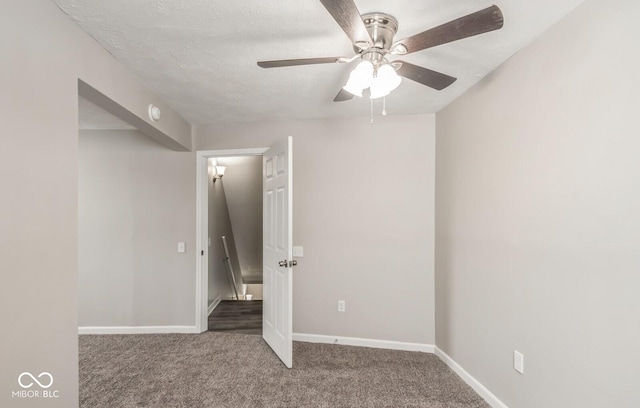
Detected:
[{"left": 262, "top": 136, "right": 293, "bottom": 368}]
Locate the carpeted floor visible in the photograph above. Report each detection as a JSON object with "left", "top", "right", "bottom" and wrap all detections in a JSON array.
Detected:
[{"left": 79, "top": 332, "right": 489, "bottom": 407}]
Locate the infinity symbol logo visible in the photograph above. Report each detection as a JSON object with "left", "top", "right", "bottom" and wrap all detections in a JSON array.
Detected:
[{"left": 18, "top": 372, "right": 53, "bottom": 389}]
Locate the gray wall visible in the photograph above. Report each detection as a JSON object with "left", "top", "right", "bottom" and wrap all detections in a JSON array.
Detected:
[
  {"left": 78, "top": 130, "right": 195, "bottom": 327},
  {"left": 218, "top": 156, "right": 263, "bottom": 281},
  {"left": 208, "top": 161, "right": 243, "bottom": 303},
  {"left": 435, "top": 0, "right": 640, "bottom": 406},
  {"left": 0, "top": 1, "right": 190, "bottom": 406},
  {"left": 196, "top": 114, "right": 436, "bottom": 344}
]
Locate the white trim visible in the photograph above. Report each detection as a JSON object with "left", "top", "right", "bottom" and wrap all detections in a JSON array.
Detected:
[
  {"left": 199, "top": 148, "right": 269, "bottom": 158},
  {"left": 292, "top": 333, "right": 435, "bottom": 353},
  {"left": 208, "top": 295, "right": 222, "bottom": 316},
  {"left": 435, "top": 347, "right": 509, "bottom": 408},
  {"left": 78, "top": 326, "right": 199, "bottom": 335},
  {"left": 195, "top": 148, "right": 268, "bottom": 333},
  {"left": 195, "top": 153, "right": 205, "bottom": 333}
]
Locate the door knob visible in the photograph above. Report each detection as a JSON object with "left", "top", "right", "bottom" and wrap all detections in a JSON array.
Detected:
[{"left": 278, "top": 260, "right": 288, "bottom": 267}]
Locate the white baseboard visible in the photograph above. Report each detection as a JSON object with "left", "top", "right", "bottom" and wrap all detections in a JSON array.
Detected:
[
  {"left": 292, "top": 333, "right": 435, "bottom": 353},
  {"left": 292, "top": 334, "right": 504, "bottom": 407},
  {"left": 435, "top": 347, "right": 508, "bottom": 408},
  {"left": 208, "top": 295, "right": 222, "bottom": 316},
  {"left": 78, "top": 326, "right": 199, "bottom": 335}
]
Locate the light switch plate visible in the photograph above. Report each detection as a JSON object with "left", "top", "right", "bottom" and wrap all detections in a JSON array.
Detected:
[
  {"left": 293, "top": 246, "right": 304, "bottom": 257},
  {"left": 178, "top": 242, "right": 186, "bottom": 253},
  {"left": 514, "top": 350, "right": 524, "bottom": 374}
]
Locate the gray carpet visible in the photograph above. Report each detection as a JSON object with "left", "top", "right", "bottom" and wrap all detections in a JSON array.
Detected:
[{"left": 79, "top": 332, "right": 489, "bottom": 407}]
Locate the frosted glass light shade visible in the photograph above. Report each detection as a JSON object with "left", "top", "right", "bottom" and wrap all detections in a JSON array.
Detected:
[
  {"left": 343, "top": 60, "right": 374, "bottom": 97},
  {"left": 370, "top": 64, "right": 401, "bottom": 99},
  {"left": 215, "top": 166, "right": 226, "bottom": 176}
]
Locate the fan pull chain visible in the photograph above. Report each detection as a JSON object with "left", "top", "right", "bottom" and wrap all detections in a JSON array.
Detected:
[
  {"left": 370, "top": 98, "right": 374, "bottom": 125},
  {"left": 382, "top": 97, "right": 387, "bottom": 116}
]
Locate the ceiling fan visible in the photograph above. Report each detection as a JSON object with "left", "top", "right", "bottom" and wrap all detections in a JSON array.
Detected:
[{"left": 257, "top": 0, "right": 504, "bottom": 102}]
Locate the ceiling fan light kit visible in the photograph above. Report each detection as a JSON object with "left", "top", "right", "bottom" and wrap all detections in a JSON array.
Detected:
[
  {"left": 257, "top": 1, "right": 504, "bottom": 106},
  {"left": 341, "top": 14, "right": 403, "bottom": 100}
]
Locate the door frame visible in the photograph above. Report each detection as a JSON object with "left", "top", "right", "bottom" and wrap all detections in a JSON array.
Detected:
[{"left": 195, "top": 148, "right": 268, "bottom": 333}]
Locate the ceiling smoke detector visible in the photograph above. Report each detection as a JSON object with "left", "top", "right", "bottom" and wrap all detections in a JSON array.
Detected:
[{"left": 148, "top": 104, "right": 161, "bottom": 122}]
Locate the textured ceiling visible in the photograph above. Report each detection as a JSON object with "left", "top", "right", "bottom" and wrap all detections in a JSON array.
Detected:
[{"left": 56, "top": 0, "right": 584, "bottom": 125}]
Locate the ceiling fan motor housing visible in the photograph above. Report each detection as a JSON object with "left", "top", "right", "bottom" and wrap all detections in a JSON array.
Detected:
[{"left": 359, "top": 12, "right": 398, "bottom": 66}]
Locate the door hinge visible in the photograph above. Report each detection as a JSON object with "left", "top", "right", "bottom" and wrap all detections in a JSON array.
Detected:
[{"left": 201, "top": 250, "right": 204, "bottom": 256}]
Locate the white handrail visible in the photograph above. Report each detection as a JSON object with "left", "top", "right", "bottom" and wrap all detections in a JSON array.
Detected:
[{"left": 221, "top": 236, "right": 239, "bottom": 300}]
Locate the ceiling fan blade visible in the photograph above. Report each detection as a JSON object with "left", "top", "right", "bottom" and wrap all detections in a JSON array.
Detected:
[
  {"left": 333, "top": 88, "right": 354, "bottom": 102},
  {"left": 319, "top": 0, "right": 373, "bottom": 47},
  {"left": 257, "top": 57, "right": 347, "bottom": 68},
  {"left": 395, "top": 61, "right": 457, "bottom": 90},
  {"left": 394, "top": 5, "right": 504, "bottom": 54}
]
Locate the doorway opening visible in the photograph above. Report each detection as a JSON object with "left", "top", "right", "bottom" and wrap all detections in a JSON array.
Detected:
[
  {"left": 77, "top": 85, "right": 195, "bottom": 335},
  {"left": 195, "top": 148, "right": 268, "bottom": 334},
  {"left": 206, "top": 155, "right": 264, "bottom": 335}
]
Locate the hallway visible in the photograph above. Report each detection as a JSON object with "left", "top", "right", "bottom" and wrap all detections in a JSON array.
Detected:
[{"left": 208, "top": 300, "right": 262, "bottom": 335}]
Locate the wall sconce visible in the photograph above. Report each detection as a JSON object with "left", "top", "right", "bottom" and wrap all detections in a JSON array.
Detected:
[{"left": 212, "top": 166, "right": 226, "bottom": 183}]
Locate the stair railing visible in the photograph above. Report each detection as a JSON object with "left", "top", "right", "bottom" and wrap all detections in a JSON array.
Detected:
[{"left": 221, "top": 235, "right": 239, "bottom": 300}]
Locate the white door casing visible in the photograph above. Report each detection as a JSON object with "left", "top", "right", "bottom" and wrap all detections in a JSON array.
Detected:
[{"left": 262, "top": 137, "right": 293, "bottom": 368}]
